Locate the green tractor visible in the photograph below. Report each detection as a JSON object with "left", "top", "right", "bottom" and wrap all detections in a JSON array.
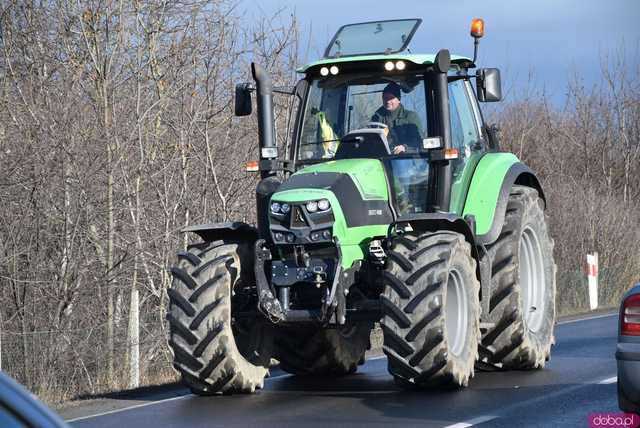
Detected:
[{"left": 167, "top": 18, "right": 556, "bottom": 394}]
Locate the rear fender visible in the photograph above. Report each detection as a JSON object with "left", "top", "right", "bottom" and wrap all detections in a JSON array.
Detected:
[
  {"left": 181, "top": 221, "right": 258, "bottom": 243},
  {"left": 462, "top": 153, "right": 545, "bottom": 246}
]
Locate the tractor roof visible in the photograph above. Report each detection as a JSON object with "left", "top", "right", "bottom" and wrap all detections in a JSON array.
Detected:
[
  {"left": 297, "top": 19, "right": 473, "bottom": 73},
  {"left": 297, "top": 53, "right": 473, "bottom": 73}
]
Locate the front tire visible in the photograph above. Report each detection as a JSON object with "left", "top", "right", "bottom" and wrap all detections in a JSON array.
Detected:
[
  {"left": 480, "top": 186, "right": 556, "bottom": 369},
  {"left": 381, "top": 231, "right": 481, "bottom": 388},
  {"left": 168, "top": 240, "right": 269, "bottom": 394}
]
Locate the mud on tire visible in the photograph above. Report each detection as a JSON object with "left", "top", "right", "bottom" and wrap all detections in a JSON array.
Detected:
[
  {"left": 168, "top": 240, "right": 269, "bottom": 394},
  {"left": 381, "top": 231, "right": 481, "bottom": 388},
  {"left": 480, "top": 185, "right": 556, "bottom": 369},
  {"left": 275, "top": 322, "right": 372, "bottom": 375}
]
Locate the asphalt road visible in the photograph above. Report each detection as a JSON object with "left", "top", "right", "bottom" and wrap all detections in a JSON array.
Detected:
[{"left": 62, "top": 312, "right": 621, "bottom": 428}]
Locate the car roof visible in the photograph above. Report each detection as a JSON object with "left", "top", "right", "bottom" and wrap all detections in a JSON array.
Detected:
[
  {"left": 625, "top": 283, "right": 640, "bottom": 298},
  {"left": 0, "top": 372, "right": 69, "bottom": 427}
]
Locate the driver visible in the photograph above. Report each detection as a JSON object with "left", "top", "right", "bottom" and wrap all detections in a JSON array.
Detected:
[{"left": 370, "top": 83, "right": 424, "bottom": 154}]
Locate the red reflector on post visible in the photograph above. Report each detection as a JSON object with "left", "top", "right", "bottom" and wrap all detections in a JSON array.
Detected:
[
  {"left": 621, "top": 294, "right": 640, "bottom": 336},
  {"left": 245, "top": 160, "right": 259, "bottom": 172}
]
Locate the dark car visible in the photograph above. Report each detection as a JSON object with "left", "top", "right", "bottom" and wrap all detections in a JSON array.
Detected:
[
  {"left": 617, "top": 283, "right": 640, "bottom": 414},
  {"left": 0, "top": 372, "right": 69, "bottom": 428}
]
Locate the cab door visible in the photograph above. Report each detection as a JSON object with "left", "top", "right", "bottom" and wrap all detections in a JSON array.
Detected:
[{"left": 448, "top": 78, "right": 486, "bottom": 214}]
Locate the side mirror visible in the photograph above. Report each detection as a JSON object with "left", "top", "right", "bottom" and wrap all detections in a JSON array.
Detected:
[
  {"left": 234, "top": 83, "right": 252, "bottom": 116},
  {"left": 476, "top": 68, "right": 502, "bottom": 102}
]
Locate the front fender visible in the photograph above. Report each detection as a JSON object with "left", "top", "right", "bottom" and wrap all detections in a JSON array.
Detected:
[
  {"left": 462, "top": 153, "right": 545, "bottom": 245},
  {"left": 392, "top": 213, "right": 478, "bottom": 262},
  {"left": 181, "top": 221, "right": 258, "bottom": 242}
]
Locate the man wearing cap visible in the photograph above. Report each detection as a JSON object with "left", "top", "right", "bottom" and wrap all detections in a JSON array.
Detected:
[{"left": 370, "top": 82, "right": 424, "bottom": 154}]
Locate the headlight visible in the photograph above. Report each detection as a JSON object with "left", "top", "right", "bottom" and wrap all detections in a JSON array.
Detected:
[
  {"left": 306, "top": 201, "right": 318, "bottom": 212},
  {"left": 271, "top": 202, "right": 281, "bottom": 214},
  {"left": 318, "top": 199, "right": 330, "bottom": 211},
  {"left": 280, "top": 203, "right": 290, "bottom": 214}
]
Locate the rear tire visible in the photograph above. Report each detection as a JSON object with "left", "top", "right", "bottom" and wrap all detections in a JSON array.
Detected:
[
  {"left": 275, "top": 322, "right": 372, "bottom": 375},
  {"left": 168, "top": 240, "right": 269, "bottom": 394},
  {"left": 381, "top": 231, "right": 480, "bottom": 388},
  {"left": 480, "top": 186, "right": 556, "bottom": 369}
]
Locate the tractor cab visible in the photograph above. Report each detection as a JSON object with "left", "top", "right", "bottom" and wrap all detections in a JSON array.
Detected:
[{"left": 237, "top": 19, "right": 502, "bottom": 218}]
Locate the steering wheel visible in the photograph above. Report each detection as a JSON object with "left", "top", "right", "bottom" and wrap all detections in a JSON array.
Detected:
[{"left": 366, "top": 121, "right": 388, "bottom": 130}]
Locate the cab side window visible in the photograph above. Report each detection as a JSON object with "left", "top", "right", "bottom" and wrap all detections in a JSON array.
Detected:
[{"left": 448, "top": 79, "right": 481, "bottom": 155}]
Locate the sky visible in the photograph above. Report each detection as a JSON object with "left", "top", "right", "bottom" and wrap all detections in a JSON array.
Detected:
[{"left": 240, "top": 0, "right": 640, "bottom": 106}]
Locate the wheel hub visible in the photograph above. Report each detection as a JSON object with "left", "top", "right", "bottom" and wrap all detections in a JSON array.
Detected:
[
  {"left": 445, "top": 268, "right": 469, "bottom": 357},
  {"left": 520, "top": 225, "right": 546, "bottom": 333}
]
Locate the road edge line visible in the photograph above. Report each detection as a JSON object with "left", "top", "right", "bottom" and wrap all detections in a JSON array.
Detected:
[
  {"left": 65, "top": 394, "right": 192, "bottom": 423},
  {"left": 556, "top": 312, "right": 617, "bottom": 326},
  {"left": 598, "top": 376, "right": 617, "bottom": 385}
]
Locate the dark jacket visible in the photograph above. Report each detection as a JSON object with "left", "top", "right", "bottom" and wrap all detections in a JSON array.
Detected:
[{"left": 371, "top": 104, "right": 424, "bottom": 151}]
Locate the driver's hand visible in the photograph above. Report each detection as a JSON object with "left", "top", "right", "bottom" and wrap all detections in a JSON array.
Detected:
[{"left": 393, "top": 145, "right": 406, "bottom": 154}]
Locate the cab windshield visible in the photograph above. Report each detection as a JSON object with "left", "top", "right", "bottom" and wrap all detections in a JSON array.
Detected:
[
  {"left": 298, "top": 74, "right": 428, "bottom": 161},
  {"left": 324, "top": 19, "right": 422, "bottom": 58}
]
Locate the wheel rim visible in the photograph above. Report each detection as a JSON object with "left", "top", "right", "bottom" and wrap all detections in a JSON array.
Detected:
[
  {"left": 445, "top": 268, "right": 469, "bottom": 357},
  {"left": 519, "top": 225, "right": 546, "bottom": 333}
]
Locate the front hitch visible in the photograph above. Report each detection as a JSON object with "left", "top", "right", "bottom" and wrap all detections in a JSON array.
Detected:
[
  {"left": 254, "top": 239, "right": 351, "bottom": 324},
  {"left": 254, "top": 239, "right": 286, "bottom": 323}
]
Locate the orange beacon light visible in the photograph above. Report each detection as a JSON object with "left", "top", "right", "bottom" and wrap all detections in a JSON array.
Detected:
[{"left": 470, "top": 18, "right": 485, "bottom": 38}]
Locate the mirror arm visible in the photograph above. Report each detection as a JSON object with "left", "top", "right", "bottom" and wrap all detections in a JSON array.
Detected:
[
  {"left": 272, "top": 86, "right": 295, "bottom": 95},
  {"left": 237, "top": 84, "right": 294, "bottom": 95}
]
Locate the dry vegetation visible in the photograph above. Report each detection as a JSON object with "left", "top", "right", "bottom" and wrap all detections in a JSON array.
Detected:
[
  {"left": 0, "top": 0, "right": 299, "bottom": 402},
  {"left": 489, "top": 55, "right": 640, "bottom": 314},
  {"left": 0, "top": 1, "right": 638, "bottom": 404}
]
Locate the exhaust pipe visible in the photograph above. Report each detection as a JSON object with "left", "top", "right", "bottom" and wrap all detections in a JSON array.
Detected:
[
  {"left": 251, "top": 63, "right": 276, "bottom": 179},
  {"left": 432, "top": 49, "right": 453, "bottom": 212},
  {"left": 251, "top": 63, "right": 280, "bottom": 241}
]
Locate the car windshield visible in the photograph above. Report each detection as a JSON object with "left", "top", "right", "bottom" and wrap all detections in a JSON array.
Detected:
[{"left": 298, "top": 73, "right": 428, "bottom": 161}]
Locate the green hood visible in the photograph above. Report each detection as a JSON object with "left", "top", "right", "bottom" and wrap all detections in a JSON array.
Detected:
[{"left": 269, "top": 158, "right": 393, "bottom": 268}]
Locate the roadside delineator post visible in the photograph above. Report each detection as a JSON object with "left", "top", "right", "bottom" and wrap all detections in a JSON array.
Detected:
[{"left": 586, "top": 252, "right": 598, "bottom": 310}]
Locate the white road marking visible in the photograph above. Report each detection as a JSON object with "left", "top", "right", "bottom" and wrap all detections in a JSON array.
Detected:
[
  {"left": 557, "top": 312, "right": 617, "bottom": 325},
  {"left": 598, "top": 376, "right": 617, "bottom": 384},
  {"left": 267, "top": 373, "right": 290, "bottom": 379},
  {"left": 65, "top": 394, "right": 193, "bottom": 422},
  {"left": 443, "top": 415, "right": 499, "bottom": 427},
  {"left": 368, "top": 355, "right": 386, "bottom": 361}
]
